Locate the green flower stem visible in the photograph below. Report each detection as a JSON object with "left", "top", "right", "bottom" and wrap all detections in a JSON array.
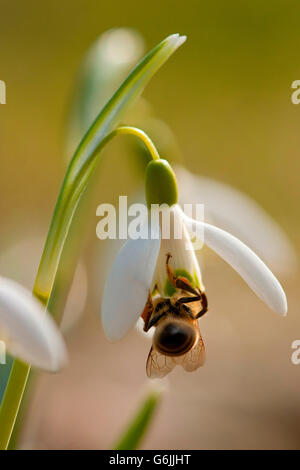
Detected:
[
  {"left": 0, "top": 33, "right": 185, "bottom": 449},
  {"left": 33, "top": 126, "right": 160, "bottom": 304},
  {"left": 106, "top": 126, "right": 160, "bottom": 161},
  {"left": 0, "top": 127, "right": 160, "bottom": 450},
  {"left": 114, "top": 389, "right": 161, "bottom": 450},
  {"left": 0, "top": 292, "right": 48, "bottom": 450},
  {"left": 0, "top": 361, "right": 30, "bottom": 449}
]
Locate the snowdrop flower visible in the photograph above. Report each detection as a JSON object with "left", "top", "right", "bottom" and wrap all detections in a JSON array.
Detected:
[
  {"left": 102, "top": 160, "right": 287, "bottom": 334},
  {"left": 101, "top": 158, "right": 287, "bottom": 377},
  {"left": 0, "top": 277, "right": 67, "bottom": 371}
]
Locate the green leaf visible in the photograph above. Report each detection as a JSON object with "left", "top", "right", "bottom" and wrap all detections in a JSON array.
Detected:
[
  {"left": 0, "top": 33, "right": 186, "bottom": 450},
  {"left": 66, "top": 28, "right": 146, "bottom": 161},
  {"left": 114, "top": 390, "right": 161, "bottom": 450},
  {"left": 0, "top": 356, "right": 13, "bottom": 403},
  {"left": 34, "top": 33, "right": 186, "bottom": 301}
]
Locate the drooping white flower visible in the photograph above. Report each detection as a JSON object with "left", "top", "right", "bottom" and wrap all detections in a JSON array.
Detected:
[
  {"left": 102, "top": 185, "right": 287, "bottom": 342},
  {"left": 0, "top": 277, "right": 67, "bottom": 371},
  {"left": 95, "top": 167, "right": 295, "bottom": 299}
]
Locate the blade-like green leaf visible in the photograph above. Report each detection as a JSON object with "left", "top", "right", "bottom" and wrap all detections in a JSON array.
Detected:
[
  {"left": 0, "top": 33, "right": 186, "bottom": 450},
  {"left": 66, "top": 28, "right": 146, "bottom": 161},
  {"left": 34, "top": 33, "right": 186, "bottom": 301},
  {"left": 114, "top": 390, "right": 161, "bottom": 450},
  {"left": 0, "top": 357, "right": 13, "bottom": 403}
]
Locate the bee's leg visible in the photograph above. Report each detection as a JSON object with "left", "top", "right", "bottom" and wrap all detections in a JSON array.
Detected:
[
  {"left": 141, "top": 291, "right": 153, "bottom": 332},
  {"left": 195, "top": 292, "right": 208, "bottom": 319},
  {"left": 178, "top": 292, "right": 208, "bottom": 319},
  {"left": 166, "top": 253, "right": 199, "bottom": 296},
  {"left": 179, "top": 303, "right": 196, "bottom": 320},
  {"left": 178, "top": 295, "right": 201, "bottom": 304},
  {"left": 148, "top": 312, "right": 167, "bottom": 329},
  {"left": 166, "top": 253, "right": 177, "bottom": 287},
  {"left": 175, "top": 278, "right": 200, "bottom": 296}
]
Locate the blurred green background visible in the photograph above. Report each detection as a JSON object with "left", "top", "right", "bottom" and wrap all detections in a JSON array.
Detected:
[{"left": 0, "top": 0, "right": 299, "bottom": 449}]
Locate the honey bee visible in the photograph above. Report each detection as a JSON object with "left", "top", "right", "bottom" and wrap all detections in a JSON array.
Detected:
[{"left": 141, "top": 254, "right": 208, "bottom": 378}]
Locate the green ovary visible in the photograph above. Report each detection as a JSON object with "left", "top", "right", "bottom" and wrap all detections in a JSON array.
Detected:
[{"left": 145, "top": 159, "right": 178, "bottom": 207}]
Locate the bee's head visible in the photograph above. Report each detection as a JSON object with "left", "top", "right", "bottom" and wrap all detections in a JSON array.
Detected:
[{"left": 153, "top": 319, "right": 198, "bottom": 356}]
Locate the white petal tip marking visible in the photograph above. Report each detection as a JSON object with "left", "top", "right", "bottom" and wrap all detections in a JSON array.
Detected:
[
  {"left": 167, "top": 34, "right": 187, "bottom": 49},
  {"left": 176, "top": 35, "right": 187, "bottom": 47}
]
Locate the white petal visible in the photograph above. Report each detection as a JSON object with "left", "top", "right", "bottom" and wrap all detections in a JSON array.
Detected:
[
  {"left": 180, "top": 209, "right": 287, "bottom": 315},
  {"left": 152, "top": 205, "right": 204, "bottom": 295},
  {"left": 176, "top": 166, "right": 297, "bottom": 276},
  {"left": 101, "top": 219, "right": 161, "bottom": 341},
  {"left": 0, "top": 277, "right": 67, "bottom": 371}
]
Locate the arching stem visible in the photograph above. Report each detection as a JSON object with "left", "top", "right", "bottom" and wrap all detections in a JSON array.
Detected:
[{"left": 0, "top": 126, "right": 161, "bottom": 449}]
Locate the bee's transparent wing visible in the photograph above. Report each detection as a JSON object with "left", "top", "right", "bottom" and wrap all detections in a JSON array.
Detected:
[
  {"left": 146, "top": 347, "right": 176, "bottom": 378},
  {"left": 175, "top": 336, "right": 206, "bottom": 372},
  {"left": 146, "top": 332, "right": 205, "bottom": 378}
]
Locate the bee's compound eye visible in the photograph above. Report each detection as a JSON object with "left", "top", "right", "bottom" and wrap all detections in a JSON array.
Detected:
[{"left": 154, "top": 322, "right": 196, "bottom": 356}]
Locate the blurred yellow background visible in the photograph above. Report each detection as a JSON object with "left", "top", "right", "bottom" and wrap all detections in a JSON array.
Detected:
[{"left": 0, "top": 0, "right": 299, "bottom": 449}]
